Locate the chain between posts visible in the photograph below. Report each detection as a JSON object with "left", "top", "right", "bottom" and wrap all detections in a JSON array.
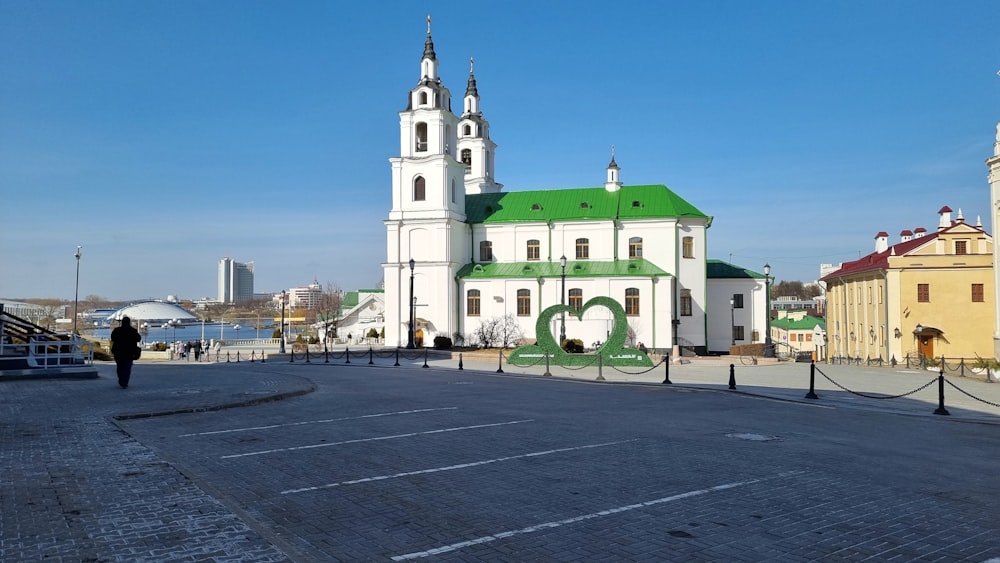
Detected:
[{"left": 815, "top": 366, "right": 938, "bottom": 400}]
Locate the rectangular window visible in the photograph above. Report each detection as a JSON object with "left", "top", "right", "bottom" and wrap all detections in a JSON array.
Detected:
[
  {"left": 575, "top": 238, "right": 589, "bottom": 259},
  {"left": 955, "top": 240, "right": 968, "bottom": 255},
  {"left": 516, "top": 289, "right": 530, "bottom": 316},
  {"left": 467, "top": 290, "right": 480, "bottom": 316},
  {"left": 806, "top": 333, "right": 812, "bottom": 342},
  {"left": 680, "top": 291, "right": 692, "bottom": 316},
  {"left": 682, "top": 237, "right": 694, "bottom": 259},
  {"left": 568, "top": 288, "right": 583, "bottom": 311},
  {"left": 628, "top": 237, "right": 642, "bottom": 259},
  {"left": 972, "top": 283, "right": 985, "bottom": 302},
  {"left": 479, "top": 241, "right": 493, "bottom": 262},
  {"left": 917, "top": 283, "right": 929, "bottom": 303},
  {"left": 733, "top": 326, "right": 745, "bottom": 341},
  {"left": 526, "top": 240, "right": 540, "bottom": 261},
  {"left": 732, "top": 293, "right": 744, "bottom": 308},
  {"left": 625, "top": 288, "right": 640, "bottom": 316}
]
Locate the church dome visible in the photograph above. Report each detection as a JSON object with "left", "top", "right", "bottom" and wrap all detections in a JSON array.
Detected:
[{"left": 107, "top": 301, "right": 198, "bottom": 324}]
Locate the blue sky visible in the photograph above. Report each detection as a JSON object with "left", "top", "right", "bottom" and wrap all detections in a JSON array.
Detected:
[{"left": 2, "top": 1, "right": 998, "bottom": 301}]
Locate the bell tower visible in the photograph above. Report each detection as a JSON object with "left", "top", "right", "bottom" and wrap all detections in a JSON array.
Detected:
[
  {"left": 384, "top": 16, "right": 468, "bottom": 347},
  {"left": 457, "top": 57, "right": 502, "bottom": 194}
]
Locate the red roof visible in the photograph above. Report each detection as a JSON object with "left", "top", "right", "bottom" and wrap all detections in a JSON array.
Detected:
[
  {"left": 875, "top": 231, "right": 889, "bottom": 238},
  {"left": 821, "top": 232, "right": 939, "bottom": 281},
  {"left": 939, "top": 205, "right": 952, "bottom": 213},
  {"left": 900, "top": 229, "right": 913, "bottom": 236},
  {"left": 914, "top": 227, "right": 927, "bottom": 233}
]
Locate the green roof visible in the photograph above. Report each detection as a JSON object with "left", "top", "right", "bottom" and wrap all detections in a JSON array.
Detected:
[
  {"left": 341, "top": 292, "right": 359, "bottom": 308},
  {"left": 706, "top": 260, "right": 766, "bottom": 279},
  {"left": 465, "top": 185, "right": 708, "bottom": 224},
  {"left": 456, "top": 258, "right": 670, "bottom": 280},
  {"left": 770, "top": 315, "right": 825, "bottom": 331}
]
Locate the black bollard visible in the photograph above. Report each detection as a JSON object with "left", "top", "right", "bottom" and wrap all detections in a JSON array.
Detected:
[
  {"left": 805, "top": 361, "right": 818, "bottom": 399},
  {"left": 458, "top": 352, "right": 464, "bottom": 371},
  {"left": 662, "top": 356, "right": 672, "bottom": 384},
  {"left": 543, "top": 352, "right": 551, "bottom": 377},
  {"left": 933, "top": 368, "right": 950, "bottom": 415},
  {"left": 497, "top": 347, "right": 504, "bottom": 373},
  {"left": 250, "top": 350, "right": 255, "bottom": 363},
  {"left": 394, "top": 347, "right": 400, "bottom": 367},
  {"left": 422, "top": 347, "right": 429, "bottom": 368},
  {"left": 596, "top": 353, "right": 605, "bottom": 381},
  {"left": 345, "top": 346, "right": 350, "bottom": 364},
  {"left": 324, "top": 348, "right": 329, "bottom": 363},
  {"left": 369, "top": 346, "right": 374, "bottom": 365},
  {"left": 236, "top": 351, "right": 240, "bottom": 363},
  {"left": 728, "top": 363, "right": 736, "bottom": 390},
  {"left": 305, "top": 347, "right": 310, "bottom": 363},
  {"left": 226, "top": 351, "right": 231, "bottom": 363}
]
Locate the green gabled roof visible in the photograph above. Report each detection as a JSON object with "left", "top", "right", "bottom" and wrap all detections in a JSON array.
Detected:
[
  {"left": 706, "top": 260, "right": 765, "bottom": 279},
  {"left": 771, "top": 315, "right": 825, "bottom": 331},
  {"left": 341, "top": 292, "right": 359, "bottom": 308},
  {"left": 357, "top": 289, "right": 384, "bottom": 294},
  {"left": 456, "top": 258, "right": 671, "bottom": 280},
  {"left": 465, "top": 185, "right": 707, "bottom": 224}
]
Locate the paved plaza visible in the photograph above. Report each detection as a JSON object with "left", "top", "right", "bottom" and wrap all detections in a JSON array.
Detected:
[{"left": 2, "top": 354, "right": 1000, "bottom": 561}]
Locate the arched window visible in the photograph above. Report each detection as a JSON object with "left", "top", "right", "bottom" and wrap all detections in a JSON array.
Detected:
[
  {"left": 467, "top": 289, "right": 480, "bottom": 316},
  {"left": 479, "top": 240, "right": 493, "bottom": 262},
  {"left": 629, "top": 237, "right": 643, "bottom": 258},
  {"left": 451, "top": 179, "right": 456, "bottom": 203},
  {"left": 625, "top": 288, "right": 640, "bottom": 316},
  {"left": 413, "top": 176, "right": 426, "bottom": 201},
  {"left": 516, "top": 289, "right": 531, "bottom": 316},
  {"left": 568, "top": 288, "right": 583, "bottom": 312},
  {"left": 415, "top": 122, "right": 428, "bottom": 152},
  {"left": 682, "top": 236, "right": 694, "bottom": 258},
  {"left": 463, "top": 124, "right": 471, "bottom": 136},
  {"left": 575, "top": 238, "right": 589, "bottom": 259},
  {"left": 526, "top": 239, "right": 540, "bottom": 261},
  {"left": 461, "top": 149, "right": 472, "bottom": 174},
  {"left": 419, "top": 91, "right": 428, "bottom": 105}
]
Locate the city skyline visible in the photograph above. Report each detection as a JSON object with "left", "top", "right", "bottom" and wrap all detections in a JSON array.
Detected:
[{"left": 2, "top": 1, "right": 999, "bottom": 301}]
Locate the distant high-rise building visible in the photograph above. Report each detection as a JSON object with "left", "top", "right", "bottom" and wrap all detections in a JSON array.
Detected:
[{"left": 218, "top": 258, "right": 255, "bottom": 304}]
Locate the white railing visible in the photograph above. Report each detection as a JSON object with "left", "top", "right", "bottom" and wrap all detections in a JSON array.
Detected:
[{"left": 4, "top": 335, "right": 94, "bottom": 367}]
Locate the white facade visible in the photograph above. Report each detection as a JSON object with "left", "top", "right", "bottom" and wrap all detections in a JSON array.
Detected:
[
  {"left": 217, "top": 257, "right": 254, "bottom": 304},
  {"left": 989, "top": 121, "right": 1000, "bottom": 359},
  {"left": 383, "top": 22, "right": 728, "bottom": 354},
  {"left": 706, "top": 275, "right": 768, "bottom": 353}
]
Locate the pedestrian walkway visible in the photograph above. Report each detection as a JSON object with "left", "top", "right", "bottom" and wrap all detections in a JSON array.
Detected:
[{"left": 3, "top": 357, "right": 999, "bottom": 561}]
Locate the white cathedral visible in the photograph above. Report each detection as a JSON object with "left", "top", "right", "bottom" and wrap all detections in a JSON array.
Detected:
[{"left": 383, "top": 20, "right": 765, "bottom": 354}]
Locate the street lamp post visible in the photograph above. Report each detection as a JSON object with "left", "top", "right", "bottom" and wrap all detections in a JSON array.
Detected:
[
  {"left": 559, "top": 255, "right": 567, "bottom": 346},
  {"left": 171, "top": 318, "right": 178, "bottom": 343},
  {"left": 140, "top": 322, "right": 148, "bottom": 346},
  {"left": 234, "top": 324, "right": 240, "bottom": 342},
  {"left": 407, "top": 259, "right": 416, "bottom": 349},
  {"left": 279, "top": 290, "right": 287, "bottom": 354},
  {"left": 161, "top": 323, "right": 168, "bottom": 344},
  {"left": 73, "top": 246, "right": 82, "bottom": 334},
  {"left": 730, "top": 298, "right": 735, "bottom": 347},
  {"left": 763, "top": 263, "right": 775, "bottom": 358}
]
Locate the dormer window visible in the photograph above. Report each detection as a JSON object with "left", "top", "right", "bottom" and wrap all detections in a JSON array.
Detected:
[
  {"left": 531, "top": 203, "right": 541, "bottom": 211},
  {"left": 632, "top": 201, "right": 641, "bottom": 208},
  {"left": 580, "top": 202, "right": 590, "bottom": 209}
]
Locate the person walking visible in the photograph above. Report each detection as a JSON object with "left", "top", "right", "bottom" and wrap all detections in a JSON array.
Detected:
[{"left": 111, "top": 316, "right": 142, "bottom": 389}]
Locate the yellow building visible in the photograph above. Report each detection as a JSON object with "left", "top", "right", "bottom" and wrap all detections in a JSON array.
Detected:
[{"left": 823, "top": 207, "right": 994, "bottom": 362}]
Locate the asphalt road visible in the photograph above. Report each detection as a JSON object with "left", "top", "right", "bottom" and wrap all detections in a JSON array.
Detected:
[{"left": 3, "top": 360, "right": 1000, "bottom": 562}]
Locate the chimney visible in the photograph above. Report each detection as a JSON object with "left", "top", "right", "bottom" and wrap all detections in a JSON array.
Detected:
[
  {"left": 914, "top": 227, "right": 927, "bottom": 239},
  {"left": 938, "top": 205, "right": 952, "bottom": 231},
  {"left": 900, "top": 229, "right": 912, "bottom": 243},
  {"left": 874, "top": 231, "right": 889, "bottom": 252}
]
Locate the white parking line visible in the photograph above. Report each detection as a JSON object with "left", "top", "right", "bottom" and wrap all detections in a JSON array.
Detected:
[
  {"left": 179, "top": 407, "right": 458, "bottom": 437},
  {"left": 281, "top": 439, "right": 638, "bottom": 495},
  {"left": 390, "top": 470, "right": 806, "bottom": 561},
  {"left": 220, "top": 419, "right": 534, "bottom": 459}
]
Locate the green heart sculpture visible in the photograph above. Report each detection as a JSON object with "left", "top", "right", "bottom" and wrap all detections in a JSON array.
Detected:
[{"left": 508, "top": 296, "right": 653, "bottom": 367}]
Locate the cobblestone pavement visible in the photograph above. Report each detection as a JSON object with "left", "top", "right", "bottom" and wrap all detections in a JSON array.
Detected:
[{"left": 3, "top": 357, "right": 1000, "bottom": 561}]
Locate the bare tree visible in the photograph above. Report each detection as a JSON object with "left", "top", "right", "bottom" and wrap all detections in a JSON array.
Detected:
[
  {"left": 472, "top": 314, "right": 524, "bottom": 349},
  {"left": 316, "top": 282, "right": 343, "bottom": 345}
]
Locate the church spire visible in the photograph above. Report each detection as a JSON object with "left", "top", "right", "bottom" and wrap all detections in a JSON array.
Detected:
[
  {"left": 465, "top": 57, "right": 479, "bottom": 98},
  {"left": 422, "top": 14, "right": 436, "bottom": 61},
  {"left": 605, "top": 144, "right": 622, "bottom": 192}
]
